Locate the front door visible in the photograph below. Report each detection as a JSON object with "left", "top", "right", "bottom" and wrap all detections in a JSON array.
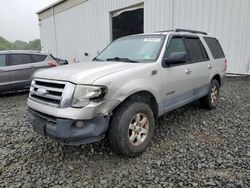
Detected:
[{"left": 160, "top": 36, "right": 191, "bottom": 112}]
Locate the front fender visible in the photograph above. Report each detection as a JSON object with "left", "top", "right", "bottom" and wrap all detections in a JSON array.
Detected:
[
  {"left": 109, "top": 78, "right": 161, "bottom": 103},
  {"left": 101, "top": 78, "right": 163, "bottom": 116},
  {"left": 92, "top": 63, "right": 163, "bottom": 114}
]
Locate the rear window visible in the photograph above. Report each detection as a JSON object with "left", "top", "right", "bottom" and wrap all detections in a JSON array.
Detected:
[
  {"left": 185, "top": 38, "right": 209, "bottom": 62},
  {"left": 0, "top": 55, "right": 6, "bottom": 67},
  {"left": 204, "top": 37, "right": 225, "bottom": 59},
  {"left": 31, "top": 54, "right": 47, "bottom": 62},
  {"left": 9, "top": 54, "right": 33, "bottom": 65}
]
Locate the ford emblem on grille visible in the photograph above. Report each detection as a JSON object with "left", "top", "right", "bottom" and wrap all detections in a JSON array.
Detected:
[{"left": 37, "top": 88, "right": 48, "bottom": 96}]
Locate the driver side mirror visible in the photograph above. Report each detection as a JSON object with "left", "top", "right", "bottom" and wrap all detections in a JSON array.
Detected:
[{"left": 162, "top": 52, "right": 187, "bottom": 67}]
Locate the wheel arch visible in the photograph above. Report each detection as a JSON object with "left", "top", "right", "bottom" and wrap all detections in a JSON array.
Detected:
[
  {"left": 211, "top": 74, "right": 221, "bottom": 86},
  {"left": 113, "top": 90, "right": 159, "bottom": 119}
]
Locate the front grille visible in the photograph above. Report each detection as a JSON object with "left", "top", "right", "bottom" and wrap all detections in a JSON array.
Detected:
[
  {"left": 29, "top": 108, "right": 57, "bottom": 124},
  {"left": 35, "top": 80, "right": 65, "bottom": 89},
  {"left": 30, "top": 79, "right": 66, "bottom": 107}
]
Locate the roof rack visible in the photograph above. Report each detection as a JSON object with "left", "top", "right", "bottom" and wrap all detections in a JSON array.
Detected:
[
  {"left": 175, "top": 29, "right": 207, "bottom": 35},
  {"left": 158, "top": 29, "right": 207, "bottom": 35},
  {"left": 157, "top": 29, "right": 175, "bottom": 33}
]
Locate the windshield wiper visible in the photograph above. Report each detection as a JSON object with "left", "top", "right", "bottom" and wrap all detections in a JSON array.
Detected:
[
  {"left": 106, "top": 57, "right": 139, "bottom": 63},
  {"left": 93, "top": 57, "right": 104, "bottom": 61}
]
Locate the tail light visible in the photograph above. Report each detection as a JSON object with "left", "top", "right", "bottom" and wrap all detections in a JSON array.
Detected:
[
  {"left": 48, "top": 60, "right": 59, "bottom": 67},
  {"left": 224, "top": 59, "right": 227, "bottom": 72}
]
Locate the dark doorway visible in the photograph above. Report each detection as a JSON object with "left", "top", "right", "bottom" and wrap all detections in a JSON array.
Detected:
[{"left": 112, "top": 8, "right": 144, "bottom": 41}]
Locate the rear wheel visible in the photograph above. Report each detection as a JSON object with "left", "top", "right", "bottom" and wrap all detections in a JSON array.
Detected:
[
  {"left": 200, "top": 79, "right": 220, "bottom": 109},
  {"left": 109, "top": 101, "right": 155, "bottom": 157}
]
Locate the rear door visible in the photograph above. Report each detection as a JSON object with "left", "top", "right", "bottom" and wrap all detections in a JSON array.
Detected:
[
  {"left": 8, "top": 53, "right": 34, "bottom": 87},
  {"left": 0, "top": 54, "right": 11, "bottom": 90},
  {"left": 184, "top": 36, "right": 210, "bottom": 99},
  {"left": 203, "top": 37, "right": 226, "bottom": 77}
]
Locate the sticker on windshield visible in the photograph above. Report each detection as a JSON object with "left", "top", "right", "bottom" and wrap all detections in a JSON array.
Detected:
[{"left": 143, "top": 38, "right": 161, "bottom": 43}]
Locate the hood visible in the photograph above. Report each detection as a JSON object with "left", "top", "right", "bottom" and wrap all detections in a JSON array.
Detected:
[{"left": 34, "top": 61, "right": 142, "bottom": 84}]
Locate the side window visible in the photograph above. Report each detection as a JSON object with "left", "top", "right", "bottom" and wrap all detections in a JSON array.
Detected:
[
  {"left": 0, "top": 55, "right": 6, "bottom": 67},
  {"left": 164, "top": 37, "right": 186, "bottom": 58},
  {"left": 204, "top": 37, "right": 225, "bottom": 59},
  {"left": 185, "top": 38, "right": 208, "bottom": 62},
  {"left": 9, "top": 54, "right": 33, "bottom": 66},
  {"left": 31, "top": 54, "right": 47, "bottom": 63}
]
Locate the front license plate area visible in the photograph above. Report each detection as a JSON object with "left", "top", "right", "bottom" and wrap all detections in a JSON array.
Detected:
[{"left": 33, "top": 117, "right": 46, "bottom": 136}]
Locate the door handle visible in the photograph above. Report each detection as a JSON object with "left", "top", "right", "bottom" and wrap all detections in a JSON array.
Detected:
[
  {"left": 208, "top": 64, "right": 212, "bottom": 69},
  {"left": 186, "top": 69, "right": 192, "bottom": 74}
]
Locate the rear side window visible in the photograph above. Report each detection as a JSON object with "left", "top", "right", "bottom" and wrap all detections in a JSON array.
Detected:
[
  {"left": 164, "top": 37, "right": 186, "bottom": 58},
  {"left": 31, "top": 54, "right": 47, "bottom": 62},
  {"left": 0, "top": 55, "right": 6, "bottom": 67},
  {"left": 204, "top": 37, "right": 225, "bottom": 59},
  {"left": 9, "top": 54, "right": 33, "bottom": 65},
  {"left": 185, "top": 37, "right": 209, "bottom": 62}
]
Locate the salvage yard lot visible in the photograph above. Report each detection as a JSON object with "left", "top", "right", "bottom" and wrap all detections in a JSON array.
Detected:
[{"left": 0, "top": 77, "right": 249, "bottom": 187}]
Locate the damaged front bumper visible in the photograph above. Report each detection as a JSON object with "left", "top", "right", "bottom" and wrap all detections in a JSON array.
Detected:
[{"left": 28, "top": 108, "right": 110, "bottom": 145}]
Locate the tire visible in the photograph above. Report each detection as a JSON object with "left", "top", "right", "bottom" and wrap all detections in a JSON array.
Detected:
[
  {"left": 109, "top": 100, "right": 155, "bottom": 157},
  {"left": 200, "top": 79, "right": 220, "bottom": 109}
]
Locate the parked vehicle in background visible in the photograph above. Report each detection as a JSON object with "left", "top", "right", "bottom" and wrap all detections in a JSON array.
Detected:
[
  {"left": 27, "top": 29, "right": 227, "bottom": 156},
  {"left": 0, "top": 50, "right": 67, "bottom": 93}
]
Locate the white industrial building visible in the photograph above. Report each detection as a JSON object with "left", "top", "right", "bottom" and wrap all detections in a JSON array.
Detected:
[{"left": 38, "top": 0, "right": 250, "bottom": 75}]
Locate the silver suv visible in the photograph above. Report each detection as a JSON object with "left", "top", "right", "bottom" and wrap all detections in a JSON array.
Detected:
[
  {"left": 27, "top": 29, "right": 227, "bottom": 156},
  {"left": 0, "top": 50, "right": 67, "bottom": 93}
]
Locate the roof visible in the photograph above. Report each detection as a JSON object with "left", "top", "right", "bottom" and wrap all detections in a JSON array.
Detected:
[
  {"left": 158, "top": 29, "right": 208, "bottom": 35},
  {"left": 37, "top": 0, "right": 87, "bottom": 20},
  {"left": 0, "top": 50, "right": 50, "bottom": 55},
  {"left": 37, "top": 0, "right": 66, "bottom": 14},
  {"left": 129, "top": 29, "right": 210, "bottom": 38}
]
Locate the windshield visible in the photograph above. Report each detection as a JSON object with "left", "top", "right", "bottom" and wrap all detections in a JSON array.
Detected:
[{"left": 95, "top": 35, "right": 166, "bottom": 62}]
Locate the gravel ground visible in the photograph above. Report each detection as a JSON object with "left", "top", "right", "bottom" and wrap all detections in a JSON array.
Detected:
[{"left": 0, "top": 77, "right": 249, "bottom": 188}]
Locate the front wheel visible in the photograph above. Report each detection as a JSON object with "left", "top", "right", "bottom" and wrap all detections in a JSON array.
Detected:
[
  {"left": 109, "top": 101, "right": 155, "bottom": 157},
  {"left": 200, "top": 79, "right": 220, "bottom": 109}
]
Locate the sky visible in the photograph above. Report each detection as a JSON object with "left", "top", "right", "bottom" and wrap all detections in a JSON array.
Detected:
[{"left": 0, "top": 0, "right": 57, "bottom": 42}]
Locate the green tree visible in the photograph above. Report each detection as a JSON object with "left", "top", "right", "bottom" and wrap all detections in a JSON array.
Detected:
[
  {"left": 13, "top": 40, "right": 29, "bottom": 50},
  {"left": 0, "top": 36, "right": 13, "bottom": 50},
  {"left": 28, "top": 39, "right": 41, "bottom": 50},
  {"left": 0, "top": 36, "right": 41, "bottom": 51}
]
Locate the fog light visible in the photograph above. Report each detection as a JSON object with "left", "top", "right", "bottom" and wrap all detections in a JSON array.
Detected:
[{"left": 75, "top": 121, "right": 85, "bottom": 128}]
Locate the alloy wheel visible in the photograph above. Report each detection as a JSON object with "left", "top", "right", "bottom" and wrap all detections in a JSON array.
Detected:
[
  {"left": 128, "top": 113, "right": 149, "bottom": 146},
  {"left": 211, "top": 85, "right": 219, "bottom": 105}
]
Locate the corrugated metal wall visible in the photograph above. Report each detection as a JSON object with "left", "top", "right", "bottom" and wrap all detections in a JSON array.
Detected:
[
  {"left": 40, "top": 0, "right": 142, "bottom": 63},
  {"left": 40, "top": 0, "right": 250, "bottom": 74}
]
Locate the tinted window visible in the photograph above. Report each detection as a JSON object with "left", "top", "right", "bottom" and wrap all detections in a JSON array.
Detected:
[
  {"left": 31, "top": 54, "right": 47, "bottom": 62},
  {"left": 204, "top": 37, "right": 225, "bottom": 59},
  {"left": 0, "top": 55, "right": 6, "bottom": 67},
  {"left": 164, "top": 37, "right": 186, "bottom": 58},
  {"left": 185, "top": 38, "right": 208, "bottom": 62},
  {"left": 10, "top": 54, "right": 33, "bottom": 65}
]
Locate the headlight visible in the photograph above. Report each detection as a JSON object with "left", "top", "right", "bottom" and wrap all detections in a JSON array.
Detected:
[{"left": 72, "top": 85, "right": 107, "bottom": 108}]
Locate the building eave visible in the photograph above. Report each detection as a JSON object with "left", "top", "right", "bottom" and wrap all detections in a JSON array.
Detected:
[{"left": 37, "top": 0, "right": 66, "bottom": 14}]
